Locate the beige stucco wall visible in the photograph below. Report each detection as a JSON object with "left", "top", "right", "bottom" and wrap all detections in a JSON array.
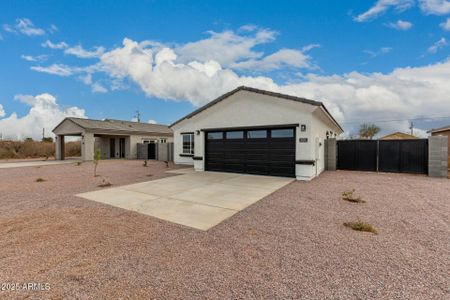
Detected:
[{"left": 171, "top": 90, "right": 342, "bottom": 180}]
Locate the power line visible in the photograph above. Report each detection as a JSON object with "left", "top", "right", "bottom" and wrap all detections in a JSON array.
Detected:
[{"left": 341, "top": 115, "right": 450, "bottom": 124}]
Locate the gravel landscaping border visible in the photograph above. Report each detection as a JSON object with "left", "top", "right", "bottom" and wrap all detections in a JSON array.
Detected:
[{"left": 1, "top": 161, "right": 449, "bottom": 299}]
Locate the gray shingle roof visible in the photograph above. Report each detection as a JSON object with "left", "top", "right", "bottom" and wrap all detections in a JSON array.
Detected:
[
  {"left": 169, "top": 86, "right": 343, "bottom": 132},
  {"left": 54, "top": 117, "right": 172, "bottom": 135}
]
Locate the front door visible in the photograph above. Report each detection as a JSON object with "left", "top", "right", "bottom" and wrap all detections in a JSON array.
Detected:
[
  {"left": 119, "top": 138, "right": 126, "bottom": 158},
  {"left": 148, "top": 142, "right": 156, "bottom": 159},
  {"left": 110, "top": 138, "right": 116, "bottom": 158}
]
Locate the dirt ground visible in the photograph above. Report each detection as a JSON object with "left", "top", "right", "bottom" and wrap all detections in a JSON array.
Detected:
[{"left": 0, "top": 160, "right": 449, "bottom": 299}]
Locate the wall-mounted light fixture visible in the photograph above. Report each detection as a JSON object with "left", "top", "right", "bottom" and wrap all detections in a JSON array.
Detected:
[
  {"left": 326, "top": 131, "right": 330, "bottom": 139},
  {"left": 195, "top": 130, "right": 200, "bottom": 135},
  {"left": 300, "top": 124, "right": 306, "bottom": 132}
]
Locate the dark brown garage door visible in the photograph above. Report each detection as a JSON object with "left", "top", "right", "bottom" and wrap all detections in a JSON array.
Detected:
[{"left": 205, "top": 127, "right": 296, "bottom": 177}]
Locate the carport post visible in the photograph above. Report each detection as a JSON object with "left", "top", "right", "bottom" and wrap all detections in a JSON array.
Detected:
[
  {"left": 55, "top": 135, "right": 65, "bottom": 160},
  {"left": 81, "top": 132, "right": 95, "bottom": 161}
]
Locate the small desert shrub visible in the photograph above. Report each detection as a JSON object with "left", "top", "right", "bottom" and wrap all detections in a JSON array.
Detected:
[
  {"left": 342, "top": 189, "right": 365, "bottom": 203},
  {"left": 35, "top": 178, "right": 46, "bottom": 182},
  {"left": 344, "top": 219, "right": 378, "bottom": 234},
  {"left": 98, "top": 179, "right": 112, "bottom": 187},
  {"left": 76, "top": 161, "right": 82, "bottom": 166}
]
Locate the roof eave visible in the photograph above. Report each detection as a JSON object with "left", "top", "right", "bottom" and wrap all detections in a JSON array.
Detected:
[{"left": 169, "top": 86, "right": 333, "bottom": 128}]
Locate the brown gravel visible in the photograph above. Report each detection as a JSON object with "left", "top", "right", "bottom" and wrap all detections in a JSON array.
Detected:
[{"left": 1, "top": 161, "right": 449, "bottom": 299}]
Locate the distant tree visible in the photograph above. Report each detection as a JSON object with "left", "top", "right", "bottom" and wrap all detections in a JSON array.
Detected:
[
  {"left": 42, "top": 137, "right": 53, "bottom": 143},
  {"left": 359, "top": 123, "right": 380, "bottom": 140},
  {"left": 24, "top": 137, "right": 33, "bottom": 142},
  {"left": 93, "top": 149, "right": 101, "bottom": 177}
]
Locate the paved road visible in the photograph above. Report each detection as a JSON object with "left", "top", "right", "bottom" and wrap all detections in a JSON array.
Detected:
[{"left": 0, "top": 159, "right": 80, "bottom": 169}]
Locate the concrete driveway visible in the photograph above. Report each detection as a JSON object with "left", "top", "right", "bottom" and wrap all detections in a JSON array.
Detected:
[{"left": 77, "top": 171, "right": 293, "bottom": 230}]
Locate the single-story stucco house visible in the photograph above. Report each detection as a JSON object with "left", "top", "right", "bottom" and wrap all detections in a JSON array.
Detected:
[
  {"left": 379, "top": 132, "right": 418, "bottom": 140},
  {"left": 53, "top": 118, "right": 173, "bottom": 161},
  {"left": 170, "top": 86, "right": 343, "bottom": 180}
]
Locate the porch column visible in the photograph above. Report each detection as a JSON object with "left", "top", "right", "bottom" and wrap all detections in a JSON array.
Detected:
[
  {"left": 81, "top": 132, "right": 95, "bottom": 161},
  {"left": 55, "top": 135, "right": 65, "bottom": 160}
]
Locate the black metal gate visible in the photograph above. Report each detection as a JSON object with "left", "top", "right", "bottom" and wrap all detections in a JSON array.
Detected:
[
  {"left": 378, "top": 140, "right": 428, "bottom": 174},
  {"left": 337, "top": 139, "right": 428, "bottom": 174},
  {"left": 337, "top": 140, "right": 377, "bottom": 171}
]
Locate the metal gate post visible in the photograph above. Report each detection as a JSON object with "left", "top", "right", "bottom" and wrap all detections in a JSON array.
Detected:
[{"left": 376, "top": 140, "right": 379, "bottom": 172}]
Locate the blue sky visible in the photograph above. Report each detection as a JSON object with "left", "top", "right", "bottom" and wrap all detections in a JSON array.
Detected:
[{"left": 1, "top": 0, "right": 450, "bottom": 139}]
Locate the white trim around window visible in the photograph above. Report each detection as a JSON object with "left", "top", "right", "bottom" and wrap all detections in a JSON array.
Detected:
[{"left": 182, "top": 133, "right": 194, "bottom": 155}]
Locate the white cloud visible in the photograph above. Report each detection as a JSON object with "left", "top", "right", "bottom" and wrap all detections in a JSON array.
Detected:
[
  {"left": 427, "top": 37, "right": 448, "bottom": 53},
  {"left": 29, "top": 30, "right": 450, "bottom": 135},
  {"left": 49, "top": 24, "right": 58, "bottom": 34},
  {"left": 0, "top": 104, "right": 5, "bottom": 117},
  {"left": 98, "top": 38, "right": 277, "bottom": 106},
  {"left": 97, "top": 37, "right": 450, "bottom": 136},
  {"left": 419, "top": 0, "right": 450, "bottom": 15},
  {"left": 0, "top": 93, "right": 86, "bottom": 140},
  {"left": 91, "top": 82, "right": 107, "bottom": 93},
  {"left": 239, "top": 24, "right": 258, "bottom": 32},
  {"left": 21, "top": 54, "right": 48, "bottom": 62},
  {"left": 42, "top": 40, "right": 104, "bottom": 58},
  {"left": 32, "top": 30, "right": 320, "bottom": 96},
  {"left": 386, "top": 19, "right": 413, "bottom": 30},
  {"left": 30, "top": 64, "right": 75, "bottom": 76},
  {"left": 176, "top": 29, "right": 277, "bottom": 67},
  {"left": 354, "top": 0, "right": 414, "bottom": 22},
  {"left": 231, "top": 48, "right": 317, "bottom": 71},
  {"left": 364, "top": 47, "right": 392, "bottom": 58},
  {"left": 148, "top": 119, "right": 157, "bottom": 124},
  {"left": 42, "top": 40, "right": 68, "bottom": 49},
  {"left": 78, "top": 73, "right": 107, "bottom": 93},
  {"left": 440, "top": 17, "right": 450, "bottom": 30},
  {"left": 2, "top": 18, "right": 45, "bottom": 36},
  {"left": 65, "top": 45, "right": 105, "bottom": 58}
]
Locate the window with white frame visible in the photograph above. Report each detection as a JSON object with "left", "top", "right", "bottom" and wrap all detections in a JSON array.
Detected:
[{"left": 182, "top": 133, "right": 194, "bottom": 155}]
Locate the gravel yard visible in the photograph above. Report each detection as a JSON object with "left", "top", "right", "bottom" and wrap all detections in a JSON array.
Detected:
[{"left": 0, "top": 160, "right": 449, "bottom": 299}]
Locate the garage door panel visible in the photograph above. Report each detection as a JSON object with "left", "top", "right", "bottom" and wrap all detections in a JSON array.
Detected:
[
  {"left": 246, "top": 164, "right": 270, "bottom": 175},
  {"left": 205, "top": 127, "right": 296, "bottom": 177}
]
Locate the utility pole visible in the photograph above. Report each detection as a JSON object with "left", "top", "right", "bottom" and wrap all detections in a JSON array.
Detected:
[
  {"left": 409, "top": 121, "right": 414, "bottom": 136},
  {"left": 134, "top": 110, "right": 141, "bottom": 123},
  {"left": 42, "top": 128, "right": 45, "bottom": 140}
]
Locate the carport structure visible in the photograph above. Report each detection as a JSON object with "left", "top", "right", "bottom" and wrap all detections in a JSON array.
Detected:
[{"left": 53, "top": 117, "right": 173, "bottom": 161}]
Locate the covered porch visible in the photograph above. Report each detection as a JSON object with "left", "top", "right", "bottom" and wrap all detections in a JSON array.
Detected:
[{"left": 52, "top": 117, "right": 173, "bottom": 161}]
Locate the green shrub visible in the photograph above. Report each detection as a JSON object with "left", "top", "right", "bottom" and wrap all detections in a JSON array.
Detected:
[
  {"left": 344, "top": 219, "right": 378, "bottom": 234},
  {"left": 342, "top": 189, "right": 365, "bottom": 203}
]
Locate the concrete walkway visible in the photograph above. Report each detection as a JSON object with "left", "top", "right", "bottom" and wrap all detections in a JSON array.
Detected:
[
  {"left": 77, "top": 171, "right": 293, "bottom": 230},
  {"left": 0, "top": 159, "right": 81, "bottom": 169}
]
